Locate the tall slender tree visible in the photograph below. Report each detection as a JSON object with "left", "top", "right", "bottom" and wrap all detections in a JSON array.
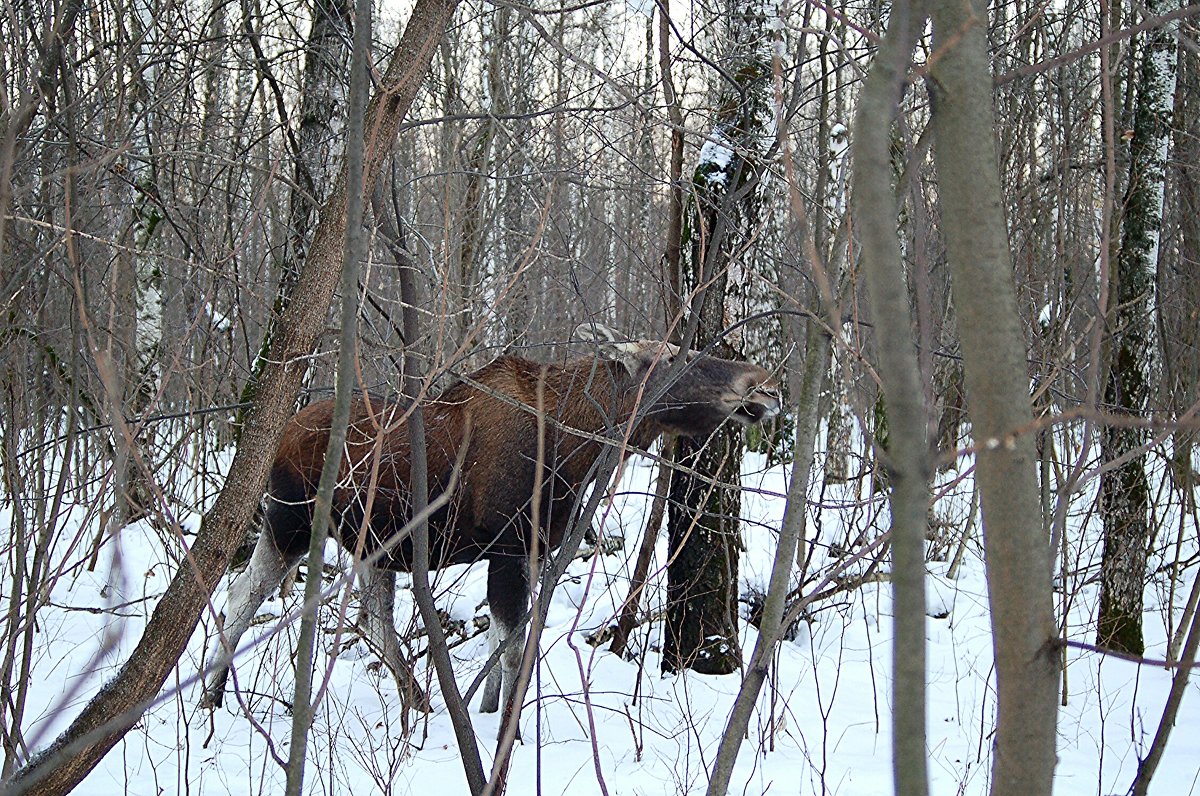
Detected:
[
  {"left": 238, "top": 0, "right": 351, "bottom": 414},
  {"left": 929, "top": 3, "right": 1059, "bottom": 794},
  {"left": 1097, "top": 1, "right": 1178, "bottom": 656},
  {"left": 1163, "top": 18, "right": 1200, "bottom": 581},
  {"left": 852, "top": 5, "right": 930, "bottom": 793}
]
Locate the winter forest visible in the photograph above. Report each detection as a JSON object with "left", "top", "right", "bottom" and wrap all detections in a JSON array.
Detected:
[{"left": 3, "top": 0, "right": 1200, "bottom": 793}]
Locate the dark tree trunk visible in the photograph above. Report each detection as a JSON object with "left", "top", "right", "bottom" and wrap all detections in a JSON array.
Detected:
[
  {"left": 1097, "top": 1, "right": 1176, "bottom": 656},
  {"left": 661, "top": 0, "right": 772, "bottom": 676},
  {"left": 662, "top": 172, "right": 747, "bottom": 674},
  {"left": 664, "top": 422, "right": 744, "bottom": 674},
  {"left": 1165, "top": 14, "right": 1200, "bottom": 520},
  {"left": 281, "top": 0, "right": 352, "bottom": 288}
]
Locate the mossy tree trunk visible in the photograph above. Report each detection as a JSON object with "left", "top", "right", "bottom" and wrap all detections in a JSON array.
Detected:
[
  {"left": 665, "top": 426, "right": 744, "bottom": 674},
  {"left": 661, "top": 0, "right": 773, "bottom": 676},
  {"left": 1098, "top": 1, "right": 1177, "bottom": 656}
]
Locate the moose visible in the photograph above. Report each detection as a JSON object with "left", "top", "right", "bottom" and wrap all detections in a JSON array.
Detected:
[{"left": 200, "top": 323, "right": 780, "bottom": 724}]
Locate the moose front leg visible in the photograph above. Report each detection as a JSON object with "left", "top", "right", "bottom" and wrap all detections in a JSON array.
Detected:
[
  {"left": 201, "top": 531, "right": 294, "bottom": 708},
  {"left": 359, "top": 566, "right": 430, "bottom": 712}
]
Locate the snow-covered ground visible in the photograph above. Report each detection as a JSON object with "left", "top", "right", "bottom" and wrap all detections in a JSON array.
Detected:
[{"left": 3, "top": 443, "right": 1199, "bottom": 795}]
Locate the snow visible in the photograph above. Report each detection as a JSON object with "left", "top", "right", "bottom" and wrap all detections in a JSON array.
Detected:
[
  {"left": 3, "top": 442, "right": 1200, "bottom": 794},
  {"left": 826, "top": 122, "right": 850, "bottom": 217},
  {"left": 698, "top": 133, "right": 735, "bottom": 188},
  {"left": 205, "top": 301, "right": 233, "bottom": 333}
]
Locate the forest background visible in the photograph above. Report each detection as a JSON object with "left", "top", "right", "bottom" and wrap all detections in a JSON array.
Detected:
[{"left": 2, "top": 0, "right": 1200, "bottom": 794}]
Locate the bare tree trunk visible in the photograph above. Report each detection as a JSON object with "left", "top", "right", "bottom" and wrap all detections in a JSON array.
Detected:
[
  {"left": 129, "top": 0, "right": 164, "bottom": 400},
  {"left": 1, "top": 2, "right": 459, "bottom": 791},
  {"left": 851, "top": 5, "right": 930, "bottom": 794},
  {"left": 283, "top": 0, "right": 352, "bottom": 291},
  {"left": 237, "top": 0, "right": 351, "bottom": 416},
  {"left": 115, "top": 0, "right": 164, "bottom": 522},
  {"left": 1168, "top": 14, "right": 1200, "bottom": 419},
  {"left": 283, "top": 0, "right": 370, "bottom": 789},
  {"left": 605, "top": 0, "right": 682, "bottom": 663},
  {"left": 1097, "top": 0, "right": 1177, "bottom": 656},
  {"left": 392, "top": 247, "right": 488, "bottom": 794},
  {"left": 705, "top": 319, "right": 832, "bottom": 796},
  {"left": 1165, "top": 16, "right": 1200, "bottom": 663},
  {"left": 659, "top": 0, "right": 684, "bottom": 324},
  {"left": 928, "top": 3, "right": 1059, "bottom": 795},
  {"left": 705, "top": 11, "right": 843, "bottom": 789}
]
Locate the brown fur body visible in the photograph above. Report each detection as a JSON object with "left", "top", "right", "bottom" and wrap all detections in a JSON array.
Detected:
[{"left": 268, "top": 356, "right": 666, "bottom": 569}]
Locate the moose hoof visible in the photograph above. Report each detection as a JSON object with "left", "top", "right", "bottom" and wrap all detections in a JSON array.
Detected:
[
  {"left": 408, "top": 688, "right": 432, "bottom": 714},
  {"left": 198, "top": 688, "right": 225, "bottom": 710}
]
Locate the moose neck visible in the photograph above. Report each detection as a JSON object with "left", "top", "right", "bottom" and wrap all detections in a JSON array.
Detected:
[{"left": 534, "top": 357, "right": 664, "bottom": 473}]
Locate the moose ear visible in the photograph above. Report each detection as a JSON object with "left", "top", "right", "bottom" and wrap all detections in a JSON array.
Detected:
[{"left": 575, "top": 323, "right": 643, "bottom": 374}]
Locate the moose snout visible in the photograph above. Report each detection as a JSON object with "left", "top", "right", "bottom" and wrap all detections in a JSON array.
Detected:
[
  {"left": 743, "top": 384, "right": 782, "bottom": 422},
  {"left": 729, "top": 376, "right": 782, "bottom": 425}
]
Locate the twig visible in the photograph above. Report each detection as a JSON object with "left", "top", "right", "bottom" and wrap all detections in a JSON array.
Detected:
[{"left": 1058, "top": 639, "right": 1200, "bottom": 670}]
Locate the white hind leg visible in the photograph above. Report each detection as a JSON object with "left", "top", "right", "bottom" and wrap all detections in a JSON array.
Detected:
[
  {"left": 200, "top": 532, "right": 293, "bottom": 708},
  {"left": 479, "top": 616, "right": 516, "bottom": 714},
  {"left": 480, "top": 555, "right": 528, "bottom": 735}
]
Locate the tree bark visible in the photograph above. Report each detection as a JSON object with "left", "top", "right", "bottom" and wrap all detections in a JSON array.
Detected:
[
  {"left": 236, "top": 0, "right": 351, "bottom": 423},
  {"left": 1, "top": 1, "right": 459, "bottom": 792},
  {"left": 283, "top": 0, "right": 370, "bottom": 789},
  {"left": 1164, "top": 18, "right": 1200, "bottom": 663},
  {"left": 662, "top": 0, "right": 774, "bottom": 677},
  {"left": 1097, "top": 0, "right": 1177, "bottom": 656},
  {"left": 120, "top": 0, "right": 164, "bottom": 521},
  {"left": 664, "top": 426, "right": 744, "bottom": 673},
  {"left": 851, "top": 5, "right": 931, "bottom": 794},
  {"left": 928, "top": 4, "right": 1059, "bottom": 796}
]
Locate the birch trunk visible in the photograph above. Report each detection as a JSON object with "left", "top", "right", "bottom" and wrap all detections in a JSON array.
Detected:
[
  {"left": 1097, "top": 1, "right": 1178, "bottom": 656},
  {"left": 238, "top": 0, "right": 351, "bottom": 413},
  {"left": 662, "top": 0, "right": 774, "bottom": 676}
]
